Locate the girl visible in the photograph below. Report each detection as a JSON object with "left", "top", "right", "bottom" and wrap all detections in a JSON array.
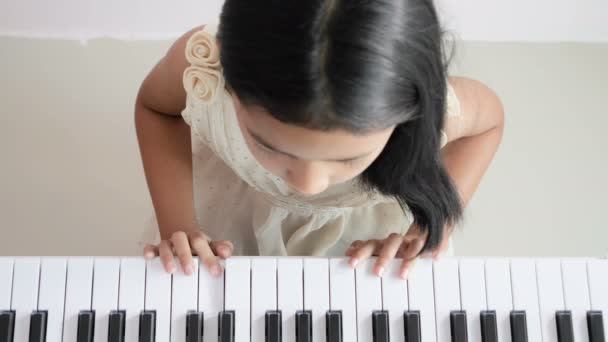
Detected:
[{"left": 136, "top": 0, "right": 504, "bottom": 279}]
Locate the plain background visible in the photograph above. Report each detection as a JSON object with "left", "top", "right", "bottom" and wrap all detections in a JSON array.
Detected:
[{"left": 0, "top": 2, "right": 607, "bottom": 257}]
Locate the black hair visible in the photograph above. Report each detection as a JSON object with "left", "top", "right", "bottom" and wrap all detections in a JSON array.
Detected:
[{"left": 217, "top": 0, "right": 463, "bottom": 253}]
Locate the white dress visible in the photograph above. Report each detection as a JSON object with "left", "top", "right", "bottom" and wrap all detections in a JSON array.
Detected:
[{"left": 140, "top": 22, "right": 462, "bottom": 257}]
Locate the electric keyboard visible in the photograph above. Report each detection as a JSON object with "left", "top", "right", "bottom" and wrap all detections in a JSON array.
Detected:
[{"left": 0, "top": 257, "right": 606, "bottom": 342}]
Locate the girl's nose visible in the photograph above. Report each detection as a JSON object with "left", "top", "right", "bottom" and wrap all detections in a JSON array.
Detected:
[{"left": 285, "top": 162, "right": 330, "bottom": 196}]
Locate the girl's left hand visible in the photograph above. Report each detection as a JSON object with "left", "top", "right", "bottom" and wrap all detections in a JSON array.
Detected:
[{"left": 345, "top": 223, "right": 452, "bottom": 279}]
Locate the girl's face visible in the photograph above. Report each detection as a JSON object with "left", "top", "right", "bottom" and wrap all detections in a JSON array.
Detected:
[{"left": 232, "top": 94, "right": 394, "bottom": 196}]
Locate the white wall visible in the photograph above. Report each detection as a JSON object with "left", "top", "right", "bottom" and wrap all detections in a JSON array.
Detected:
[{"left": 0, "top": 0, "right": 607, "bottom": 42}]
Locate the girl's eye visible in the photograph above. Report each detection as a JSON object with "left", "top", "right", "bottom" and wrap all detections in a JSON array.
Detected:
[{"left": 254, "top": 141, "right": 275, "bottom": 156}]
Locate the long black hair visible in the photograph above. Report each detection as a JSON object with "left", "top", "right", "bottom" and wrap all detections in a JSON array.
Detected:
[{"left": 217, "top": 0, "right": 463, "bottom": 253}]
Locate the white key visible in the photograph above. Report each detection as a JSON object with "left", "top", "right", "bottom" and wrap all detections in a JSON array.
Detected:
[
  {"left": 251, "top": 258, "right": 277, "bottom": 342},
  {"left": 355, "top": 258, "right": 382, "bottom": 341},
  {"left": 277, "top": 258, "right": 303, "bottom": 342},
  {"left": 11, "top": 257, "right": 40, "bottom": 342},
  {"left": 199, "top": 259, "right": 224, "bottom": 342},
  {"left": 38, "top": 258, "right": 67, "bottom": 342},
  {"left": 118, "top": 258, "right": 146, "bottom": 342},
  {"left": 459, "top": 259, "right": 486, "bottom": 342},
  {"left": 562, "top": 258, "right": 591, "bottom": 342},
  {"left": 407, "top": 258, "right": 436, "bottom": 341},
  {"left": 144, "top": 258, "right": 172, "bottom": 342},
  {"left": 0, "top": 258, "right": 13, "bottom": 310},
  {"left": 510, "top": 258, "right": 542, "bottom": 342},
  {"left": 225, "top": 257, "right": 251, "bottom": 342},
  {"left": 381, "top": 260, "right": 408, "bottom": 342},
  {"left": 329, "top": 258, "right": 357, "bottom": 342},
  {"left": 588, "top": 259, "right": 608, "bottom": 336},
  {"left": 537, "top": 259, "right": 565, "bottom": 342},
  {"left": 92, "top": 258, "right": 120, "bottom": 342},
  {"left": 63, "top": 258, "right": 94, "bottom": 342},
  {"left": 303, "top": 258, "right": 329, "bottom": 342},
  {"left": 171, "top": 258, "right": 199, "bottom": 342},
  {"left": 433, "top": 259, "right": 461, "bottom": 342},
  {"left": 485, "top": 258, "right": 512, "bottom": 342}
]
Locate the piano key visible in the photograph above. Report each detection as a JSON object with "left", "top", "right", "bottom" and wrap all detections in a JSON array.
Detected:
[
  {"left": 372, "top": 311, "right": 389, "bottom": 342},
  {"left": 224, "top": 257, "right": 251, "bottom": 342},
  {"left": 459, "top": 259, "right": 486, "bottom": 342},
  {"left": 144, "top": 258, "right": 171, "bottom": 342},
  {"left": 556, "top": 310, "right": 575, "bottom": 342},
  {"left": 325, "top": 311, "right": 342, "bottom": 342},
  {"left": 303, "top": 258, "right": 329, "bottom": 342},
  {"left": 77, "top": 311, "right": 95, "bottom": 342},
  {"left": 218, "top": 311, "right": 235, "bottom": 342},
  {"left": 537, "top": 259, "right": 565, "bottom": 342},
  {"left": 138, "top": 311, "right": 156, "bottom": 342},
  {"left": 92, "top": 258, "right": 120, "bottom": 342},
  {"left": 295, "top": 311, "right": 312, "bottom": 342},
  {"left": 0, "top": 311, "right": 15, "bottom": 342},
  {"left": 480, "top": 311, "right": 498, "bottom": 342},
  {"left": 28, "top": 311, "right": 47, "bottom": 342},
  {"left": 0, "top": 258, "right": 13, "bottom": 314},
  {"left": 186, "top": 311, "right": 204, "bottom": 342},
  {"left": 381, "top": 259, "right": 408, "bottom": 342},
  {"left": 485, "top": 258, "right": 513, "bottom": 342},
  {"left": 265, "top": 311, "right": 281, "bottom": 342},
  {"left": 407, "top": 258, "right": 436, "bottom": 341},
  {"left": 403, "top": 311, "right": 421, "bottom": 342},
  {"left": 588, "top": 260, "right": 608, "bottom": 342},
  {"left": 510, "top": 310, "right": 528, "bottom": 342},
  {"left": 586, "top": 311, "right": 605, "bottom": 342},
  {"left": 510, "top": 259, "right": 542, "bottom": 342},
  {"left": 562, "top": 258, "right": 591, "bottom": 342},
  {"left": 199, "top": 259, "right": 224, "bottom": 342},
  {"left": 252, "top": 258, "right": 277, "bottom": 342},
  {"left": 329, "top": 258, "right": 356, "bottom": 342},
  {"left": 355, "top": 258, "right": 383, "bottom": 341},
  {"left": 118, "top": 258, "right": 146, "bottom": 342},
  {"left": 171, "top": 258, "right": 199, "bottom": 342},
  {"left": 278, "top": 258, "right": 303, "bottom": 342},
  {"left": 11, "top": 258, "right": 40, "bottom": 342},
  {"left": 433, "top": 259, "right": 461, "bottom": 342},
  {"left": 37, "top": 258, "right": 66, "bottom": 342},
  {"left": 63, "top": 258, "right": 94, "bottom": 342},
  {"left": 450, "top": 311, "right": 468, "bottom": 342},
  {"left": 108, "top": 310, "right": 126, "bottom": 342}
]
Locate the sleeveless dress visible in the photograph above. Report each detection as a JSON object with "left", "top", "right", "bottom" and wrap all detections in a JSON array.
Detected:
[{"left": 139, "top": 22, "right": 462, "bottom": 257}]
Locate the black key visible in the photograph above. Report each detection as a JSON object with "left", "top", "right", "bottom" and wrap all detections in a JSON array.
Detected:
[
  {"left": 77, "top": 311, "right": 95, "bottom": 342},
  {"left": 510, "top": 311, "right": 528, "bottom": 342},
  {"left": 372, "top": 310, "right": 389, "bottom": 342},
  {"left": 403, "top": 311, "right": 421, "bottom": 342},
  {"left": 29, "top": 311, "right": 47, "bottom": 342},
  {"left": 186, "top": 311, "right": 204, "bottom": 342},
  {"left": 295, "top": 311, "right": 312, "bottom": 342},
  {"left": 326, "top": 311, "right": 342, "bottom": 342},
  {"left": 265, "top": 310, "right": 281, "bottom": 342},
  {"left": 108, "top": 310, "right": 125, "bottom": 342},
  {"left": 480, "top": 310, "right": 498, "bottom": 342},
  {"left": 138, "top": 311, "right": 156, "bottom": 342},
  {"left": 556, "top": 310, "right": 574, "bottom": 342},
  {"left": 218, "top": 311, "right": 235, "bottom": 342},
  {"left": 0, "top": 311, "right": 15, "bottom": 342},
  {"left": 450, "top": 310, "right": 468, "bottom": 342},
  {"left": 587, "top": 311, "right": 606, "bottom": 342}
]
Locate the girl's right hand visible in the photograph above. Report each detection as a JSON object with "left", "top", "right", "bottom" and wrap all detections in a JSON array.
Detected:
[{"left": 142, "top": 229, "right": 234, "bottom": 277}]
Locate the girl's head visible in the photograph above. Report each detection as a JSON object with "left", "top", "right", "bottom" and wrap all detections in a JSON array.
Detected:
[{"left": 217, "top": 0, "right": 462, "bottom": 251}]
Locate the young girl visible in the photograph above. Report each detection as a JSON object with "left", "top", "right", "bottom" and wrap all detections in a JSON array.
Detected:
[{"left": 136, "top": 0, "right": 504, "bottom": 279}]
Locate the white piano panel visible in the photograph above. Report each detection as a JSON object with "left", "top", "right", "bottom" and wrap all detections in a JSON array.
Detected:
[
  {"left": 118, "top": 258, "right": 146, "bottom": 342},
  {"left": 407, "top": 258, "right": 436, "bottom": 341},
  {"left": 278, "top": 258, "right": 303, "bottom": 342},
  {"left": 171, "top": 257, "right": 199, "bottom": 342},
  {"left": 199, "top": 259, "right": 224, "bottom": 342},
  {"left": 459, "top": 259, "right": 486, "bottom": 342},
  {"left": 562, "top": 258, "right": 591, "bottom": 342},
  {"left": 11, "top": 258, "right": 40, "bottom": 342},
  {"left": 144, "top": 258, "right": 172, "bottom": 342},
  {"left": 303, "top": 258, "right": 329, "bottom": 342},
  {"left": 92, "top": 258, "right": 121, "bottom": 342},
  {"left": 0, "top": 258, "right": 14, "bottom": 310},
  {"left": 588, "top": 259, "right": 608, "bottom": 337},
  {"left": 38, "top": 258, "right": 67, "bottom": 342},
  {"left": 382, "top": 259, "right": 409, "bottom": 342},
  {"left": 329, "top": 258, "right": 357, "bottom": 342},
  {"left": 510, "top": 258, "right": 543, "bottom": 342},
  {"left": 225, "top": 257, "right": 251, "bottom": 342},
  {"left": 63, "top": 258, "right": 94, "bottom": 342},
  {"left": 251, "top": 258, "right": 277, "bottom": 342},
  {"left": 485, "top": 258, "right": 513, "bottom": 342},
  {"left": 537, "top": 259, "right": 565, "bottom": 342},
  {"left": 355, "top": 258, "right": 383, "bottom": 341}
]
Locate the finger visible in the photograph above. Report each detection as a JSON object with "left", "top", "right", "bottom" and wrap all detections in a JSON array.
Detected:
[
  {"left": 210, "top": 240, "right": 234, "bottom": 259},
  {"left": 398, "top": 238, "right": 425, "bottom": 279},
  {"left": 158, "top": 240, "right": 176, "bottom": 273},
  {"left": 349, "top": 240, "right": 381, "bottom": 268},
  {"left": 190, "top": 232, "right": 222, "bottom": 277},
  {"left": 398, "top": 253, "right": 418, "bottom": 279},
  {"left": 345, "top": 240, "right": 364, "bottom": 256},
  {"left": 170, "top": 231, "right": 195, "bottom": 275},
  {"left": 373, "top": 233, "right": 403, "bottom": 277},
  {"left": 143, "top": 244, "right": 158, "bottom": 259}
]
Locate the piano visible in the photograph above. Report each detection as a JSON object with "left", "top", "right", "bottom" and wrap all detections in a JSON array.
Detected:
[{"left": 0, "top": 256, "right": 606, "bottom": 342}]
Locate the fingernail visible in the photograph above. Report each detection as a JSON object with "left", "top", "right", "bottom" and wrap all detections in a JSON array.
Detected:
[
  {"left": 400, "top": 269, "right": 408, "bottom": 279},
  {"left": 349, "top": 258, "right": 359, "bottom": 268},
  {"left": 377, "top": 266, "right": 384, "bottom": 277},
  {"left": 168, "top": 264, "right": 176, "bottom": 273},
  {"left": 210, "top": 264, "right": 221, "bottom": 276},
  {"left": 185, "top": 264, "right": 193, "bottom": 274}
]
